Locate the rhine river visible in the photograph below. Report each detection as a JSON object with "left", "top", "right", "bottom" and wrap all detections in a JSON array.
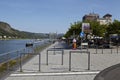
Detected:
[
  {"left": 0, "top": 39, "right": 50, "bottom": 63},
  {"left": 0, "top": 39, "right": 46, "bottom": 54}
]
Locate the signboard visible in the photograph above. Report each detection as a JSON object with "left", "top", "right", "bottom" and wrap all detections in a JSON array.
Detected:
[
  {"left": 82, "top": 23, "right": 90, "bottom": 33},
  {"left": 80, "top": 32, "right": 84, "bottom": 37}
]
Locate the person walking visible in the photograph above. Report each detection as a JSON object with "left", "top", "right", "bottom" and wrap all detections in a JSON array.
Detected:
[{"left": 73, "top": 38, "right": 77, "bottom": 49}]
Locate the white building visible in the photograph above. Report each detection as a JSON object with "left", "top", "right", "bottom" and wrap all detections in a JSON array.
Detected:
[{"left": 97, "top": 14, "right": 112, "bottom": 25}]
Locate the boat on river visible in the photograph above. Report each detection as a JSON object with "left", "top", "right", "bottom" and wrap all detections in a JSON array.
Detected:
[{"left": 26, "top": 42, "right": 33, "bottom": 47}]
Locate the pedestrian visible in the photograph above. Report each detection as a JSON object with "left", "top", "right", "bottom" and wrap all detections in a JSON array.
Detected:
[{"left": 73, "top": 38, "right": 77, "bottom": 49}]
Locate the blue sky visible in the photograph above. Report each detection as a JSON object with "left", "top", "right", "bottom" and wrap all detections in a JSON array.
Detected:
[{"left": 0, "top": 0, "right": 120, "bottom": 33}]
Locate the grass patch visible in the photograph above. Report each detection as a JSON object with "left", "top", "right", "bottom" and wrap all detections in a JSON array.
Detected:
[
  {"left": 0, "top": 60, "right": 17, "bottom": 73},
  {"left": 34, "top": 43, "right": 51, "bottom": 53}
]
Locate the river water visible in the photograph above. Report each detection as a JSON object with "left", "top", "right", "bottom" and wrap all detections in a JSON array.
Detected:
[
  {"left": 0, "top": 39, "right": 50, "bottom": 63},
  {"left": 0, "top": 39, "right": 47, "bottom": 54}
]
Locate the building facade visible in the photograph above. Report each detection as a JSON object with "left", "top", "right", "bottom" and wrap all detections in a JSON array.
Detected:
[
  {"left": 83, "top": 13, "right": 99, "bottom": 21},
  {"left": 83, "top": 13, "right": 112, "bottom": 25},
  {"left": 97, "top": 14, "right": 112, "bottom": 25}
]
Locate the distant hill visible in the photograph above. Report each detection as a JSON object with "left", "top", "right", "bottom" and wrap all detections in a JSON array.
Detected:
[{"left": 0, "top": 21, "right": 49, "bottom": 39}]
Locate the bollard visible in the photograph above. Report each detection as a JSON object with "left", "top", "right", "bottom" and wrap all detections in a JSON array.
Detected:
[
  {"left": 88, "top": 52, "right": 90, "bottom": 70},
  {"left": 20, "top": 53, "right": 22, "bottom": 72},
  {"left": 63, "top": 50, "right": 64, "bottom": 55},
  {"left": 102, "top": 46, "right": 103, "bottom": 54},
  {"left": 117, "top": 46, "right": 118, "bottom": 54},
  {"left": 46, "top": 50, "right": 48, "bottom": 65},
  {"left": 61, "top": 51, "right": 63, "bottom": 65},
  {"left": 39, "top": 53, "right": 41, "bottom": 71},
  {"left": 69, "top": 52, "right": 71, "bottom": 71}
]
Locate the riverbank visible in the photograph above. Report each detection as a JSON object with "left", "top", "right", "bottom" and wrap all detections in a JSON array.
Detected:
[{"left": 0, "top": 40, "right": 52, "bottom": 80}]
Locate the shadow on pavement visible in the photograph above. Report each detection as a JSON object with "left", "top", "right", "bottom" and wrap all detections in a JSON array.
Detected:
[{"left": 94, "top": 63, "right": 120, "bottom": 80}]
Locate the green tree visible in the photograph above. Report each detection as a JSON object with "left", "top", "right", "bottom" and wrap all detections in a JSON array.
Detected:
[
  {"left": 89, "top": 21, "right": 107, "bottom": 37},
  {"left": 107, "top": 20, "right": 120, "bottom": 35},
  {"left": 64, "top": 21, "right": 107, "bottom": 38},
  {"left": 64, "top": 21, "right": 82, "bottom": 38}
]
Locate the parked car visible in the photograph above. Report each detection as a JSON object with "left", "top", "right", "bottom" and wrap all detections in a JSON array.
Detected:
[{"left": 103, "top": 43, "right": 110, "bottom": 48}]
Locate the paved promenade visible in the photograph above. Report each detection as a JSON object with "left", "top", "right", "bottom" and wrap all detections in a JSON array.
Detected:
[{"left": 3, "top": 41, "right": 120, "bottom": 80}]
